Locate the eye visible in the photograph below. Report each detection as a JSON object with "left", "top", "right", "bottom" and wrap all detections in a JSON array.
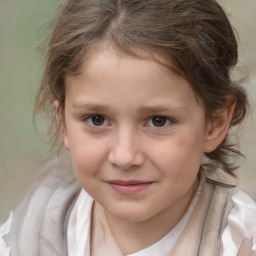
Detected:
[
  {"left": 146, "top": 116, "right": 171, "bottom": 128},
  {"left": 85, "top": 115, "right": 109, "bottom": 127}
]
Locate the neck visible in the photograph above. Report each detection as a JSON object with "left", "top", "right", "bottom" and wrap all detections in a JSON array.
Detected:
[{"left": 104, "top": 184, "right": 196, "bottom": 255}]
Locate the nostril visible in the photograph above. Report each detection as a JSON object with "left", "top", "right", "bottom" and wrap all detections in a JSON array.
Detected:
[
  {"left": 108, "top": 130, "right": 145, "bottom": 169},
  {"left": 108, "top": 145, "right": 145, "bottom": 170}
]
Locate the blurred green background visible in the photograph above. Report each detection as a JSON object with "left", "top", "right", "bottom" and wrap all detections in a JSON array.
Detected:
[{"left": 0, "top": 0, "right": 256, "bottom": 221}]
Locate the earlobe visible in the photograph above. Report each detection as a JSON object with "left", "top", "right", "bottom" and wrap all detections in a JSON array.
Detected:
[
  {"left": 203, "top": 101, "right": 236, "bottom": 153},
  {"left": 61, "top": 124, "right": 70, "bottom": 150},
  {"left": 53, "top": 100, "right": 70, "bottom": 150}
]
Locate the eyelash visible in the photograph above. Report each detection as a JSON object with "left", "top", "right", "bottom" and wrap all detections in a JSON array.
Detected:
[
  {"left": 145, "top": 116, "right": 172, "bottom": 128},
  {"left": 82, "top": 115, "right": 174, "bottom": 128},
  {"left": 83, "top": 115, "right": 110, "bottom": 127}
]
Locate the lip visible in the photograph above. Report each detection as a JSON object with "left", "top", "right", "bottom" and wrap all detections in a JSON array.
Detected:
[{"left": 106, "top": 180, "right": 153, "bottom": 194}]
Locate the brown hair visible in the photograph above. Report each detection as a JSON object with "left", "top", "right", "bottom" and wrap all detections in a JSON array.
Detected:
[{"left": 35, "top": 0, "right": 249, "bottom": 176}]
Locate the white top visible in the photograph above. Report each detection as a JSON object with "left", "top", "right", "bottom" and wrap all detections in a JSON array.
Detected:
[
  {"left": 68, "top": 184, "right": 202, "bottom": 256},
  {"left": 1, "top": 187, "right": 256, "bottom": 255}
]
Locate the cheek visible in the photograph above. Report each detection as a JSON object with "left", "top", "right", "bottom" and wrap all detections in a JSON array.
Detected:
[
  {"left": 69, "top": 138, "right": 108, "bottom": 181},
  {"left": 151, "top": 130, "right": 204, "bottom": 182}
]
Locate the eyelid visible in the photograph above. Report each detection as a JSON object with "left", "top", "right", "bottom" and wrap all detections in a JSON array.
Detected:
[
  {"left": 145, "top": 115, "right": 174, "bottom": 128},
  {"left": 83, "top": 114, "right": 110, "bottom": 127}
]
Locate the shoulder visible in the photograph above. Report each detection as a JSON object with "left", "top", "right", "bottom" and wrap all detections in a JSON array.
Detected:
[
  {"left": 232, "top": 189, "right": 256, "bottom": 215},
  {"left": 202, "top": 170, "right": 256, "bottom": 254},
  {"left": 2, "top": 156, "right": 81, "bottom": 255},
  {"left": 228, "top": 189, "right": 256, "bottom": 236},
  {"left": 0, "top": 212, "right": 12, "bottom": 256},
  {"left": 11, "top": 155, "right": 80, "bottom": 223},
  {"left": 10, "top": 156, "right": 78, "bottom": 220},
  {"left": 221, "top": 189, "right": 256, "bottom": 255}
]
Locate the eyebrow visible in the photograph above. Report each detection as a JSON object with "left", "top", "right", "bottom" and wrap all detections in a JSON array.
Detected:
[
  {"left": 72, "top": 103, "right": 113, "bottom": 111},
  {"left": 72, "top": 103, "right": 110, "bottom": 110},
  {"left": 72, "top": 102, "right": 187, "bottom": 114},
  {"left": 138, "top": 106, "right": 187, "bottom": 114}
]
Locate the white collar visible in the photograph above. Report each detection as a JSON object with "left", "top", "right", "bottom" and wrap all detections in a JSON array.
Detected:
[{"left": 67, "top": 181, "right": 202, "bottom": 256}]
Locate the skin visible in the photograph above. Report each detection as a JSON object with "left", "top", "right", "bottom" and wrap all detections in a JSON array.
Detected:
[{"left": 60, "top": 45, "right": 234, "bottom": 254}]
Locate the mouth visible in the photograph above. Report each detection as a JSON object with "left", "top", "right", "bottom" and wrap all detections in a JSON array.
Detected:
[{"left": 106, "top": 180, "right": 154, "bottom": 194}]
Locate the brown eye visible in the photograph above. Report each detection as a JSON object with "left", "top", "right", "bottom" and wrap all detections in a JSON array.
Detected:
[
  {"left": 148, "top": 116, "right": 170, "bottom": 127},
  {"left": 92, "top": 116, "right": 105, "bottom": 126},
  {"left": 152, "top": 116, "right": 167, "bottom": 127},
  {"left": 86, "top": 115, "right": 108, "bottom": 126}
]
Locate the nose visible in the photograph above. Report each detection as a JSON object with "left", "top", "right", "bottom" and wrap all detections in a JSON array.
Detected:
[{"left": 108, "top": 128, "right": 145, "bottom": 170}]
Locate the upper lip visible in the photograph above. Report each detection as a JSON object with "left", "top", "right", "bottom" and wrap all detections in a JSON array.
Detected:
[{"left": 106, "top": 180, "right": 153, "bottom": 185}]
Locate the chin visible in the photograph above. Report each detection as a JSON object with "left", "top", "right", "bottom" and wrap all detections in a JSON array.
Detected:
[{"left": 106, "top": 206, "right": 153, "bottom": 223}]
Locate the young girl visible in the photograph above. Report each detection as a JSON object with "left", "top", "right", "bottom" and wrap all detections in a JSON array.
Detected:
[{"left": 1, "top": 0, "right": 256, "bottom": 255}]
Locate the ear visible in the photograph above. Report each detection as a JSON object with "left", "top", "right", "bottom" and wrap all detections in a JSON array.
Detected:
[
  {"left": 53, "top": 100, "right": 70, "bottom": 150},
  {"left": 203, "top": 99, "right": 236, "bottom": 153}
]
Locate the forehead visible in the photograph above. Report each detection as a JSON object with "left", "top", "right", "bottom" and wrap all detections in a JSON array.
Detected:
[
  {"left": 65, "top": 44, "right": 203, "bottom": 115},
  {"left": 66, "top": 43, "right": 179, "bottom": 88},
  {"left": 77, "top": 41, "right": 181, "bottom": 77}
]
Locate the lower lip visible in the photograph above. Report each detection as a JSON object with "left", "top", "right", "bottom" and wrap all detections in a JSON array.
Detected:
[{"left": 108, "top": 182, "right": 153, "bottom": 194}]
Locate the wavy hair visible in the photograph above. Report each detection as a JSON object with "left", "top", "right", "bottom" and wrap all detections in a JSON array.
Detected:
[{"left": 35, "top": 0, "right": 249, "bottom": 176}]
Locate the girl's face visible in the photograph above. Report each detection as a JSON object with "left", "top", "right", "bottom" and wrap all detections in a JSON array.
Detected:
[{"left": 62, "top": 46, "right": 215, "bottom": 224}]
